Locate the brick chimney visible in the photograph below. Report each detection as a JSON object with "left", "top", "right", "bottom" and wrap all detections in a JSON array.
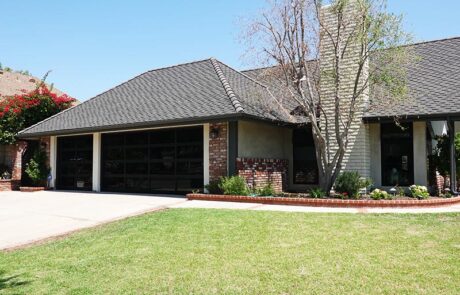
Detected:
[{"left": 319, "top": 0, "right": 370, "bottom": 178}]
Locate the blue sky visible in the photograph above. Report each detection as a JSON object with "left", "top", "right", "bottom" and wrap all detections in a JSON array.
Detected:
[{"left": 1, "top": 0, "right": 459, "bottom": 101}]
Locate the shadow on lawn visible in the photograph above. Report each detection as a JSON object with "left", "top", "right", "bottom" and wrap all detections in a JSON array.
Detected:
[{"left": 0, "top": 270, "right": 30, "bottom": 291}]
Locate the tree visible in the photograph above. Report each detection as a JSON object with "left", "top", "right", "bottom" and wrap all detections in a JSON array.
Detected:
[
  {"left": 0, "top": 83, "right": 75, "bottom": 144},
  {"left": 242, "top": 0, "right": 414, "bottom": 194}
]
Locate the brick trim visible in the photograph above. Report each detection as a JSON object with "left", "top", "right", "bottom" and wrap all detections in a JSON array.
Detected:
[
  {"left": 236, "top": 157, "right": 288, "bottom": 193},
  {"left": 186, "top": 193, "right": 460, "bottom": 208},
  {"left": 19, "top": 186, "right": 46, "bottom": 192},
  {"left": 209, "top": 122, "right": 228, "bottom": 181},
  {"left": 0, "top": 180, "right": 20, "bottom": 191}
]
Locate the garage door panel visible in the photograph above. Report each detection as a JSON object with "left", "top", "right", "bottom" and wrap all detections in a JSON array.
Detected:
[
  {"left": 57, "top": 135, "right": 93, "bottom": 191},
  {"left": 101, "top": 126, "right": 203, "bottom": 194},
  {"left": 150, "top": 161, "right": 175, "bottom": 175}
]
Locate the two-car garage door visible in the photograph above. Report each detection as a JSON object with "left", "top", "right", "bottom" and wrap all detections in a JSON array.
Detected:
[{"left": 56, "top": 126, "right": 204, "bottom": 194}]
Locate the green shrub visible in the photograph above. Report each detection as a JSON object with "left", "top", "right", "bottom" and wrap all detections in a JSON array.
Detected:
[
  {"left": 25, "top": 148, "right": 50, "bottom": 186},
  {"left": 219, "top": 176, "right": 250, "bottom": 196},
  {"left": 409, "top": 185, "right": 430, "bottom": 199},
  {"left": 370, "top": 189, "right": 392, "bottom": 200},
  {"left": 396, "top": 186, "right": 406, "bottom": 197},
  {"left": 310, "top": 187, "right": 326, "bottom": 198},
  {"left": 205, "top": 179, "right": 223, "bottom": 194},
  {"left": 256, "top": 183, "right": 275, "bottom": 196},
  {"left": 334, "top": 171, "right": 372, "bottom": 199}
]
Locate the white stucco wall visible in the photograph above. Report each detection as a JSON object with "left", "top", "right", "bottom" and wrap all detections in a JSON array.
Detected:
[
  {"left": 238, "top": 120, "right": 290, "bottom": 159},
  {"left": 456, "top": 121, "right": 460, "bottom": 133},
  {"left": 413, "top": 121, "right": 427, "bottom": 186}
]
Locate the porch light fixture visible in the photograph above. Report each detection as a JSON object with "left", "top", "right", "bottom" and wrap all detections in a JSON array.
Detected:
[{"left": 210, "top": 127, "right": 220, "bottom": 139}]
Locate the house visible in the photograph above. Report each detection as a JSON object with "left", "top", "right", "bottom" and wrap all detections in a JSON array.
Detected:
[
  {"left": 16, "top": 3, "right": 459, "bottom": 195},
  {"left": 0, "top": 70, "right": 70, "bottom": 191}
]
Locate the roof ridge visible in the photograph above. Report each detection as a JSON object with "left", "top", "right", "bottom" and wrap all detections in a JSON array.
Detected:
[
  {"left": 212, "top": 59, "right": 294, "bottom": 122},
  {"left": 209, "top": 58, "right": 244, "bottom": 113},
  {"left": 214, "top": 59, "right": 270, "bottom": 89}
]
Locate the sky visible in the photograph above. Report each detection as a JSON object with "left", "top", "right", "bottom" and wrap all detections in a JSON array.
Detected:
[{"left": 1, "top": 0, "right": 459, "bottom": 101}]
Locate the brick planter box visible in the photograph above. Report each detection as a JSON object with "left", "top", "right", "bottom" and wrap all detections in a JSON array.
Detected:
[
  {"left": 19, "top": 186, "right": 46, "bottom": 192},
  {"left": 0, "top": 179, "right": 20, "bottom": 191},
  {"left": 187, "top": 193, "right": 460, "bottom": 208}
]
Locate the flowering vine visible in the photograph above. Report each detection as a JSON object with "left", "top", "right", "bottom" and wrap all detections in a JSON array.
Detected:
[{"left": 0, "top": 84, "right": 75, "bottom": 144}]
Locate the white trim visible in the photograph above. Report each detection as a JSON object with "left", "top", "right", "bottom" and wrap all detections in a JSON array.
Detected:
[
  {"left": 49, "top": 136, "right": 57, "bottom": 188},
  {"left": 92, "top": 133, "right": 101, "bottom": 192},
  {"left": 413, "top": 121, "right": 427, "bottom": 186},
  {"left": 203, "top": 124, "right": 210, "bottom": 188}
]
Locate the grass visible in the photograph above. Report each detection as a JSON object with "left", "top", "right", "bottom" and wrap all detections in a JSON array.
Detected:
[{"left": 0, "top": 209, "right": 459, "bottom": 294}]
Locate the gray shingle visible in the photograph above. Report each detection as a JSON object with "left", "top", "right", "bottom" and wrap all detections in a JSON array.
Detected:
[
  {"left": 18, "top": 37, "right": 460, "bottom": 137},
  {"left": 244, "top": 37, "right": 460, "bottom": 120},
  {"left": 365, "top": 37, "right": 460, "bottom": 119},
  {"left": 19, "top": 59, "right": 291, "bottom": 137}
]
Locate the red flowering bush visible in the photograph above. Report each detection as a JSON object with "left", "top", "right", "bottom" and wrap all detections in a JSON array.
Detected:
[{"left": 0, "top": 84, "right": 75, "bottom": 144}]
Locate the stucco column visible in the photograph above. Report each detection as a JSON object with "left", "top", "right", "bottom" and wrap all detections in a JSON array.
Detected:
[
  {"left": 49, "top": 136, "right": 57, "bottom": 188},
  {"left": 203, "top": 124, "right": 210, "bottom": 187},
  {"left": 413, "top": 121, "right": 427, "bottom": 186},
  {"left": 92, "top": 133, "right": 101, "bottom": 192}
]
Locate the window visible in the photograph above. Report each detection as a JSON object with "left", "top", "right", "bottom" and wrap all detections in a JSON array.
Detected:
[
  {"left": 381, "top": 122, "right": 414, "bottom": 186},
  {"left": 293, "top": 128, "right": 318, "bottom": 184}
]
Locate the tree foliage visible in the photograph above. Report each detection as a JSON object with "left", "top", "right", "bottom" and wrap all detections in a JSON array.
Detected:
[
  {"left": 0, "top": 84, "right": 75, "bottom": 144},
  {"left": 242, "top": 0, "right": 414, "bottom": 194}
]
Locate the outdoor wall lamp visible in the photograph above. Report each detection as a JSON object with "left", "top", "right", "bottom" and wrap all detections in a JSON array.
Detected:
[{"left": 210, "top": 127, "right": 220, "bottom": 139}]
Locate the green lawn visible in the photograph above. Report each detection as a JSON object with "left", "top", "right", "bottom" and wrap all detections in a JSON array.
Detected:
[{"left": 0, "top": 209, "right": 459, "bottom": 294}]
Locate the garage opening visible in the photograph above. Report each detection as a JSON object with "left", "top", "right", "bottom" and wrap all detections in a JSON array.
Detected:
[
  {"left": 101, "top": 126, "right": 203, "bottom": 194},
  {"left": 56, "top": 135, "right": 93, "bottom": 190}
]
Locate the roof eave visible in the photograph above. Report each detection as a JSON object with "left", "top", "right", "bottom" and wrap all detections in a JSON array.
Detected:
[
  {"left": 17, "top": 113, "right": 295, "bottom": 139},
  {"left": 363, "top": 112, "right": 460, "bottom": 123}
]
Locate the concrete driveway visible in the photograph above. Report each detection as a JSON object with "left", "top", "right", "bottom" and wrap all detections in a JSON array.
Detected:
[
  {"left": 0, "top": 191, "right": 187, "bottom": 250},
  {"left": 2, "top": 190, "right": 460, "bottom": 251}
]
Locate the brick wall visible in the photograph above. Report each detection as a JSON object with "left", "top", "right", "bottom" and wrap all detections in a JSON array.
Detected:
[
  {"left": 320, "top": 1, "right": 371, "bottom": 178},
  {"left": 0, "top": 180, "right": 20, "bottom": 191},
  {"left": 40, "top": 137, "right": 51, "bottom": 167},
  {"left": 236, "top": 157, "right": 288, "bottom": 193},
  {"left": 11, "top": 141, "right": 27, "bottom": 180},
  {"left": 209, "top": 122, "right": 228, "bottom": 181}
]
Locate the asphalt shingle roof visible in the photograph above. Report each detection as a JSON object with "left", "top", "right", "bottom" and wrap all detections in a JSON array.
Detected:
[
  {"left": 19, "top": 59, "right": 291, "bottom": 137},
  {"left": 366, "top": 37, "right": 460, "bottom": 119},
  {"left": 18, "top": 37, "right": 460, "bottom": 137}
]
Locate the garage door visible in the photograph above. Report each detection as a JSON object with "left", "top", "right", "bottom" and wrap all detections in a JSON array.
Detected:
[
  {"left": 101, "top": 126, "right": 203, "bottom": 194},
  {"left": 56, "top": 135, "right": 93, "bottom": 190}
]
